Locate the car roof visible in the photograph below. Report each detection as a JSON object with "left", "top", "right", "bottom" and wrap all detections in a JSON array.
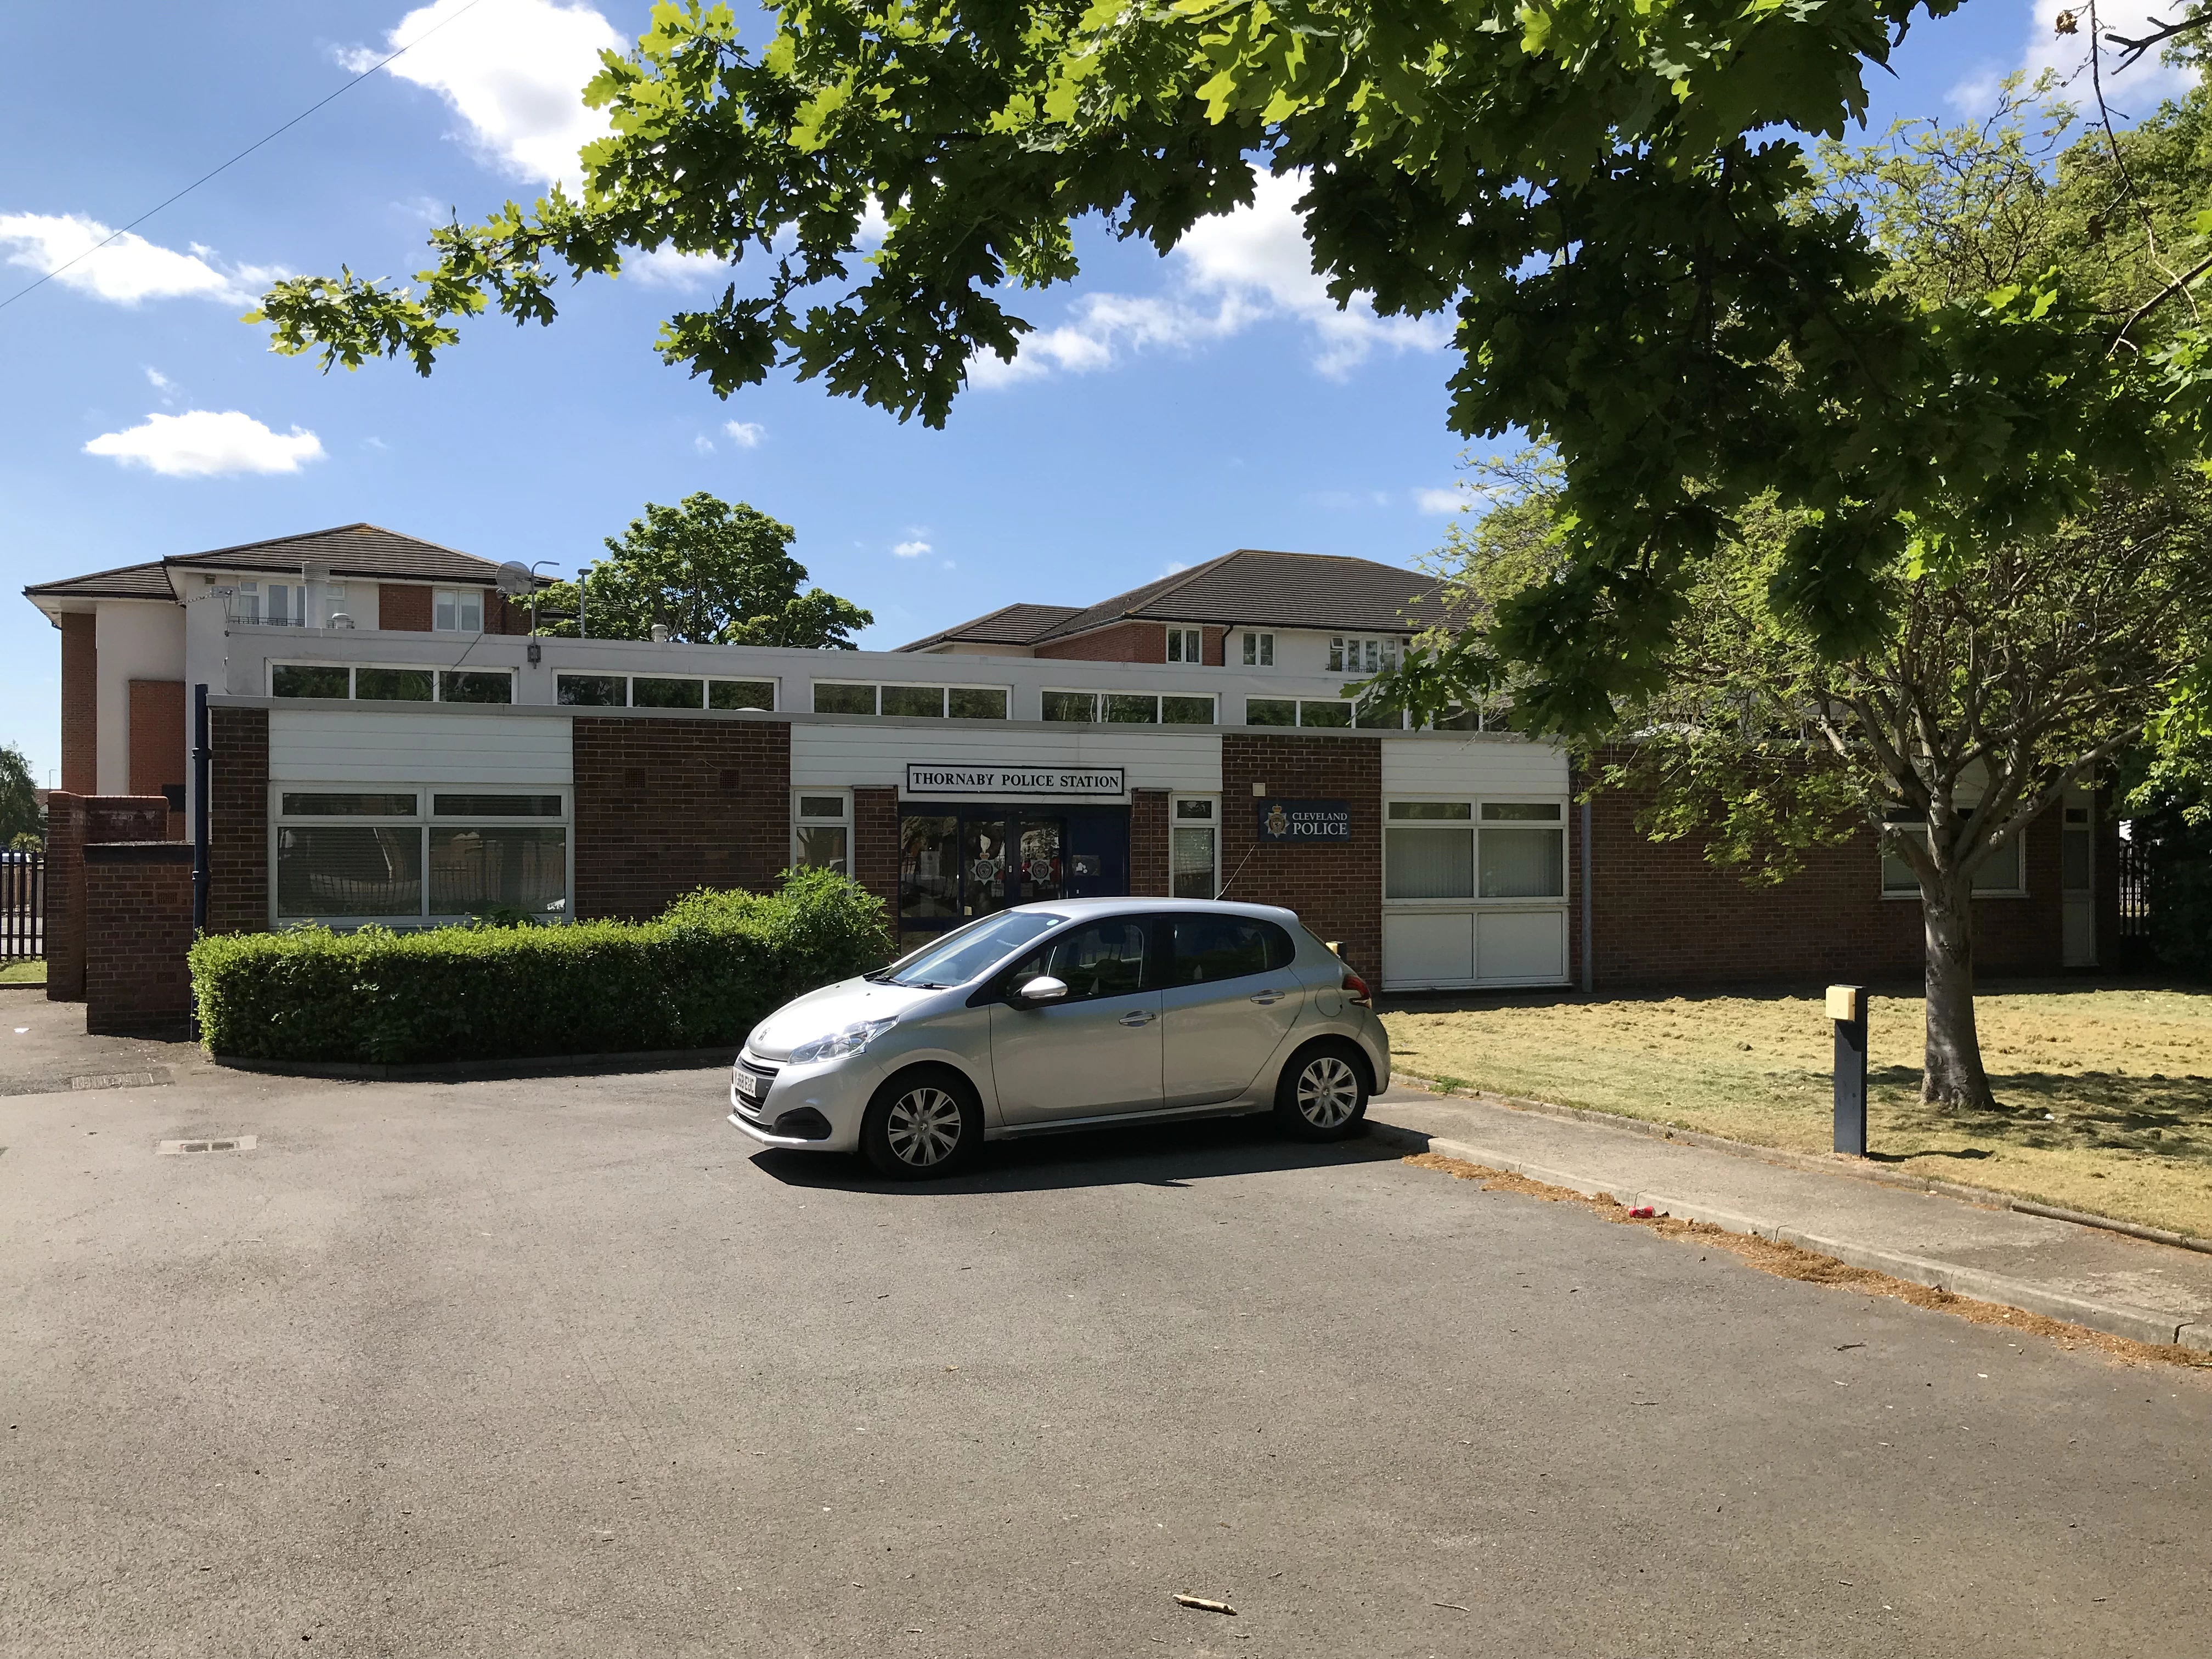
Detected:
[{"left": 1011, "top": 896, "right": 1304, "bottom": 926}]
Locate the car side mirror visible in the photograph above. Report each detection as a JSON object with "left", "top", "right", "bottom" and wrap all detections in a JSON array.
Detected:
[{"left": 1012, "top": 975, "right": 1069, "bottom": 1008}]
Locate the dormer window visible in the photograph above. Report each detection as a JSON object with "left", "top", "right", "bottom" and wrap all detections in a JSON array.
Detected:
[
  {"left": 1329, "top": 635, "right": 1398, "bottom": 674},
  {"left": 434, "top": 588, "right": 484, "bottom": 633},
  {"left": 1240, "top": 631, "right": 1274, "bottom": 667},
  {"left": 1166, "top": 627, "right": 1201, "bottom": 663}
]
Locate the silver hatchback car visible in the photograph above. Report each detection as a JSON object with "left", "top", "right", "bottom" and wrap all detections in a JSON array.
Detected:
[{"left": 729, "top": 897, "right": 1390, "bottom": 1179}]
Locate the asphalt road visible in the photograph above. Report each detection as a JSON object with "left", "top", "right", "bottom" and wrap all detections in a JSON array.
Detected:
[{"left": 2, "top": 1044, "right": 2207, "bottom": 1657}]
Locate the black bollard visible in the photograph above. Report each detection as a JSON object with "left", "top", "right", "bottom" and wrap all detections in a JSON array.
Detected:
[{"left": 1829, "top": 984, "right": 1869, "bottom": 1157}]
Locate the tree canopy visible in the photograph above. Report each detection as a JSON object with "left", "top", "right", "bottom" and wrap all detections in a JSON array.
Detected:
[
  {"left": 0, "top": 743, "right": 40, "bottom": 849},
  {"left": 253, "top": 0, "right": 2212, "bottom": 729},
  {"left": 536, "top": 491, "right": 872, "bottom": 647}
]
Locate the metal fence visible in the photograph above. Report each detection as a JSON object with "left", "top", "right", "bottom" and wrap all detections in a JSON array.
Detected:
[
  {"left": 1, "top": 851, "right": 41, "bottom": 962},
  {"left": 2119, "top": 836, "right": 2151, "bottom": 941}
]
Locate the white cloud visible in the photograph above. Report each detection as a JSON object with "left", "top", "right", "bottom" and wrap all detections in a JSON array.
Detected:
[
  {"left": 83, "top": 410, "right": 325, "bottom": 478},
  {"left": 1415, "top": 487, "right": 1465, "bottom": 515},
  {"left": 693, "top": 432, "right": 714, "bottom": 454},
  {"left": 723, "top": 420, "right": 765, "bottom": 448},
  {"left": 891, "top": 539, "right": 933, "bottom": 558},
  {"left": 348, "top": 0, "right": 623, "bottom": 189},
  {"left": 144, "top": 366, "right": 173, "bottom": 391},
  {"left": 969, "top": 170, "right": 1452, "bottom": 388},
  {"left": 1953, "top": 0, "right": 2197, "bottom": 112},
  {"left": 0, "top": 213, "right": 279, "bottom": 306},
  {"left": 628, "top": 244, "right": 734, "bottom": 289}
]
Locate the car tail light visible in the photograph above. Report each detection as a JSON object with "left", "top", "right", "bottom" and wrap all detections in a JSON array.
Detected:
[{"left": 1341, "top": 968, "right": 1371, "bottom": 1007}]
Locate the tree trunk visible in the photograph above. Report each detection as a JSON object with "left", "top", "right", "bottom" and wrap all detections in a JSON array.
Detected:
[{"left": 1920, "top": 871, "right": 1995, "bottom": 1111}]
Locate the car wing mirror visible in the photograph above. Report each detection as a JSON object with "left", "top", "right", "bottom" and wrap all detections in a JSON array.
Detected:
[{"left": 1012, "top": 975, "right": 1069, "bottom": 1007}]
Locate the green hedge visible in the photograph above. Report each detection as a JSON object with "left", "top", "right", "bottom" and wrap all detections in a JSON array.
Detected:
[{"left": 190, "top": 869, "right": 892, "bottom": 1064}]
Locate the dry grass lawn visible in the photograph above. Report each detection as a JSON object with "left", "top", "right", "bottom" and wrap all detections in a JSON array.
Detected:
[{"left": 1383, "top": 981, "right": 2212, "bottom": 1241}]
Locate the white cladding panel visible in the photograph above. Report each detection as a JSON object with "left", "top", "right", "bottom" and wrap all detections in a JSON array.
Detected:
[
  {"left": 792, "top": 723, "right": 1221, "bottom": 794},
  {"left": 269, "top": 710, "right": 573, "bottom": 785},
  {"left": 1381, "top": 738, "right": 1567, "bottom": 799}
]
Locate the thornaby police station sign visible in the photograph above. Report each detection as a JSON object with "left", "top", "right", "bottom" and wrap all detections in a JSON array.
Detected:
[{"left": 906, "top": 764, "right": 1126, "bottom": 798}]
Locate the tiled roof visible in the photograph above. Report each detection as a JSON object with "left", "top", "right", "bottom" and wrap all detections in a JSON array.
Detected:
[
  {"left": 896, "top": 549, "right": 1455, "bottom": 650},
  {"left": 898, "top": 602, "right": 1084, "bottom": 652},
  {"left": 22, "top": 560, "right": 178, "bottom": 601}
]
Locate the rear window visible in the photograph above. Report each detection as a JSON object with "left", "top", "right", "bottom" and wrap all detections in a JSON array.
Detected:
[{"left": 1166, "top": 915, "right": 1295, "bottom": 986}]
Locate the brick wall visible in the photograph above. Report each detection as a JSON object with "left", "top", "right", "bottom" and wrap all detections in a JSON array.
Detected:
[
  {"left": 379, "top": 583, "right": 431, "bottom": 631},
  {"left": 1218, "top": 733, "right": 1383, "bottom": 976},
  {"left": 1577, "top": 762, "right": 2074, "bottom": 988},
  {"left": 489, "top": 591, "right": 531, "bottom": 635},
  {"left": 207, "top": 707, "right": 270, "bottom": 935},
  {"left": 1035, "top": 621, "right": 1169, "bottom": 663},
  {"left": 61, "top": 613, "right": 97, "bottom": 794},
  {"left": 1130, "top": 788, "right": 1170, "bottom": 896},
  {"left": 83, "top": 843, "right": 195, "bottom": 1039},
  {"left": 42, "top": 792, "right": 173, "bottom": 1000},
  {"left": 128, "top": 679, "right": 188, "bottom": 814},
  {"left": 572, "top": 717, "right": 791, "bottom": 919},
  {"left": 854, "top": 786, "right": 900, "bottom": 923}
]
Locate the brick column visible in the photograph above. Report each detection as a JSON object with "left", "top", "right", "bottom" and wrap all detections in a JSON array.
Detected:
[
  {"left": 84, "top": 843, "right": 196, "bottom": 1039},
  {"left": 571, "top": 716, "right": 792, "bottom": 919},
  {"left": 207, "top": 707, "right": 269, "bottom": 935},
  {"left": 1218, "top": 733, "right": 1382, "bottom": 976},
  {"left": 1130, "top": 788, "right": 1170, "bottom": 896},
  {"left": 853, "top": 786, "right": 900, "bottom": 923},
  {"left": 42, "top": 792, "right": 84, "bottom": 1000},
  {"left": 60, "top": 613, "right": 97, "bottom": 794}
]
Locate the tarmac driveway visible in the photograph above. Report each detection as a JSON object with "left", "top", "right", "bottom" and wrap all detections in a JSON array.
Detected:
[{"left": 1, "top": 1008, "right": 2207, "bottom": 1656}]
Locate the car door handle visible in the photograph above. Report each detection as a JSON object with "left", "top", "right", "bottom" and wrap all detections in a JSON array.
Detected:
[
  {"left": 1118, "top": 1011, "right": 1156, "bottom": 1027},
  {"left": 1249, "top": 991, "right": 1284, "bottom": 1005}
]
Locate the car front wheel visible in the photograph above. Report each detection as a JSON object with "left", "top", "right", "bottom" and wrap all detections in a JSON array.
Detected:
[
  {"left": 860, "top": 1066, "right": 983, "bottom": 1180},
  {"left": 1273, "top": 1042, "right": 1369, "bottom": 1141}
]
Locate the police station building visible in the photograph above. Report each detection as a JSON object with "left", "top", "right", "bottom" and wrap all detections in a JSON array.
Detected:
[{"left": 27, "top": 524, "right": 2113, "bottom": 1017}]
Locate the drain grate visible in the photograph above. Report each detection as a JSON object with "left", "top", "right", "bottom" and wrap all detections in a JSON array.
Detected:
[{"left": 158, "top": 1135, "right": 258, "bottom": 1155}]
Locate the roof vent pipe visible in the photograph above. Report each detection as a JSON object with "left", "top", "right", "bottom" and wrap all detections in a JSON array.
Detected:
[{"left": 651, "top": 623, "right": 670, "bottom": 643}]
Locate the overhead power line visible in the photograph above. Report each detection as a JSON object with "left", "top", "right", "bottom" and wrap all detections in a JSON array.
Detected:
[{"left": 0, "top": 0, "right": 492, "bottom": 315}]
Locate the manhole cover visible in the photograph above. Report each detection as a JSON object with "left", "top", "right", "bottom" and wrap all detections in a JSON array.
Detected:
[{"left": 158, "top": 1136, "right": 258, "bottom": 1155}]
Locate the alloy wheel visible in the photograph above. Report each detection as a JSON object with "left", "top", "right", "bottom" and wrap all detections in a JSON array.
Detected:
[
  {"left": 885, "top": 1086, "right": 965, "bottom": 1167},
  {"left": 1295, "top": 1055, "right": 1361, "bottom": 1128}
]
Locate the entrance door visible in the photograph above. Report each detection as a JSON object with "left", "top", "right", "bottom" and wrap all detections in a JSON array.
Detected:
[
  {"left": 898, "top": 804, "right": 1131, "bottom": 946},
  {"left": 2062, "top": 800, "right": 2095, "bottom": 968}
]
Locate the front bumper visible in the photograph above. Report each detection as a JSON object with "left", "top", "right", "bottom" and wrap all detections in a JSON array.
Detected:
[{"left": 726, "top": 1048, "right": 879, "bottom": 1153}]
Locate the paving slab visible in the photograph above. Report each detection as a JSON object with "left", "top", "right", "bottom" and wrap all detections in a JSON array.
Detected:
[{"left": 1368, "top": 1084, "right": 2212, "bottom": 1351}]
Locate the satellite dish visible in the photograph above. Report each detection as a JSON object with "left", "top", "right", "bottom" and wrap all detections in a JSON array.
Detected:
[{"left": 495, "top": 560, "right": 535, "bottom": 598}]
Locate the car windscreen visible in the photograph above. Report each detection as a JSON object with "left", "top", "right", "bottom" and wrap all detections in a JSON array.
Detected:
[{"left": 878, "top": 912, "right": 1067, "bottom": 988}]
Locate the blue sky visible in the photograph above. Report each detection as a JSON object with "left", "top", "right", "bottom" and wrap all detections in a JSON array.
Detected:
[{"left": 0, "top": 0, "right": 2191, "bottom": 786}]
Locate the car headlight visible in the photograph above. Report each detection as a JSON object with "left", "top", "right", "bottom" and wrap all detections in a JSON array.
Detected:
[{"left": 786, "top": 1017, "right": 898, "bottom": 1066}]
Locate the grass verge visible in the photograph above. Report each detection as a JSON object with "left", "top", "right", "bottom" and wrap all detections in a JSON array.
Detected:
[
  {"left": 0, "top": 958, "right": 44, "bottom": 985},
  {"left": 1383, "top": 982, "right": 2212, "bottom": 1240},
  {"left": 1404, "top": 1152, "right": 2211, "bottom": 1372}
]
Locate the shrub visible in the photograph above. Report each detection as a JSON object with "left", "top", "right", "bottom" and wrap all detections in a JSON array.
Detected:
[{"left": 190, "top": 868, "right": 892, "bottom": 1064}]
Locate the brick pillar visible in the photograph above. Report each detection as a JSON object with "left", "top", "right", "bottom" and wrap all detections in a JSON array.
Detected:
[
  {"left": 1218, "top": 733, "right": 1382, "bottom": 976},
  {"left": 42, "top": 792, "right": 84, "bottom": 1000},
  {"left": 571, "top": 716, "right": 792, "bottom": 919},
  {"left": 84, "top": 843, "right": 196, "bottom": 1039},
  {"left": 127, "top": 679, "right": 189, "bottom": 811},
  {"left": 854, "top": 786, "right": 899, "bottom": 927},
  {"left": 1130, "top": 788, "right": 1170, "bottom": 896},
  {"left": 60, "top": 613, "right": 97, "bottom": 794},
  {"left": 207, "top": 707, "right": 269, "bottom": 935}
]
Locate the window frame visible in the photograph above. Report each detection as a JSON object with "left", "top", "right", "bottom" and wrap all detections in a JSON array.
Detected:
[
  {"left": 1168, "top": 793, "right": 1220, "bottom": 902},
  {"left": 1243, "top": 695, "right": 1389, "bottom": 729},
  {"left": 432, "top": 587, "right": 486, "bottom": 634},
  {"left": 1382, "top": 798, "right": 1569, "bottom": 906},
  {"left": 269, "top": 782, "right": 573, "bottom": 929},
  {"left": 1879, "top": 815, "right": 2028, "bottom": 899},
  {"left": 270, "top": 662, "right": 515, "bottom": 703},
  {"left": 1043, "top": 690, "right": 1219, "bottom": 725},
  {"left": 1240, "top": 631, "right": 1275, "bottom": 667},
  {"left": 552, "top": 674, "right": 783, "bottom": 711},
  {"left": 1165, "top": 627, "right": 1203, "bottom": 663},
  {"left": 810, "top": 681, "right": 1011, "bottom": 719},
  {"left": 792, "top": 788, "right": 855, "bottom": 877},
  {"left": 1328, "top": 635, "right": 1401, "bottom": 674}
]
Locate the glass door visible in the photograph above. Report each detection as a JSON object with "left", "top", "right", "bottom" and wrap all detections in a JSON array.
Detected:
[
  {"left": 962, "top": 816, "right": 1014, "bottom": 924},
  {"left": 1017, "top": 817, "right": 1065, "bottom": 905}
]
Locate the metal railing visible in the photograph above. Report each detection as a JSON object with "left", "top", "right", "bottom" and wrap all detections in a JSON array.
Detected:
[
  {"left": 2119, "top": 836, "right": 2149, "bottom": 940},
  {"left": 1, "top": 851, "right": 41, "bottom": 962}
]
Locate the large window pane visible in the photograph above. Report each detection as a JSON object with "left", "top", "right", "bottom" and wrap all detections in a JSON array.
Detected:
[
  {"left": 632, "top": 675, "right": 704, "bottom": 709},
  {"left": 1163, "top": 696, "right": 1213, "bottom": 725},
  {"left": 1482, "top": 802, "right": 1561, "bottom": 821},
  {"left": 815, "top": 682, "right": 877, "bottom": 715},
  {"left": 947, "top": 687, "right": 1008, "bottom": 720},
  {"left": 795, "top": 824, "right": 850, "bottom": 876},
  {"left": 709, "top": 678, "right": 776, "bottom": 710},
  {"left": 430, "top": 827, "right": 568, "bottom": 917},
  {"left": 1973, "top": 833, "right": 2024, "bottom": 892},
  {"left": 557, "top": 674, "right": 625, "bottom": 707},
  {"left": 1479, "top": 827, "right": 1564, "bottom": 898},
  {"left": 1390, "top": 801, "right": 1471, "bottom": 821},
  {"left": 356, "top": 667, "right": 433, "bottom": 702},
  {"left": 1299, "top": 700, "right": 1353, "bottom": 729},
  {"left": 1042, "top": 691, "right": 1098, "bottom": 722},
  {"left": 881, "top": 684, "right": 946, "bottom": 718},
  {"left": 899, "top": 815, "right": 960, "bottom": 923},
  {"left": 1171, "top": 826, "right": 1216, "bottom": 900},
  {"left": 280, "top": 793, "right": 416, "bottom": 816},
  {"left": 1386, "top": 827, "right": 1474, "bottom": 899},
  {"left": 439, "top": 671, "right": 512, "bottom": 704},
  {"left": 272, "top": 664, "right": 349, "bottom": 699},
  {"left": 1104, "top": 693, "right": 1159, "bottom": 724},
  {"left": 277, "top": 825, "right": 423, "bottom": 918},
  {"left": 432, "top": 794, "right": 562, "bottom": 817},
  {"left": 1245, "top": 698, "right": 1296, "bottom": 727}
]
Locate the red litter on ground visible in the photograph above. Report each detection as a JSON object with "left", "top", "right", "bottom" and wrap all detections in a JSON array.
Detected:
[{"left": 1628, "top": 1206, "right": 1657, "bottom": 1218}]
